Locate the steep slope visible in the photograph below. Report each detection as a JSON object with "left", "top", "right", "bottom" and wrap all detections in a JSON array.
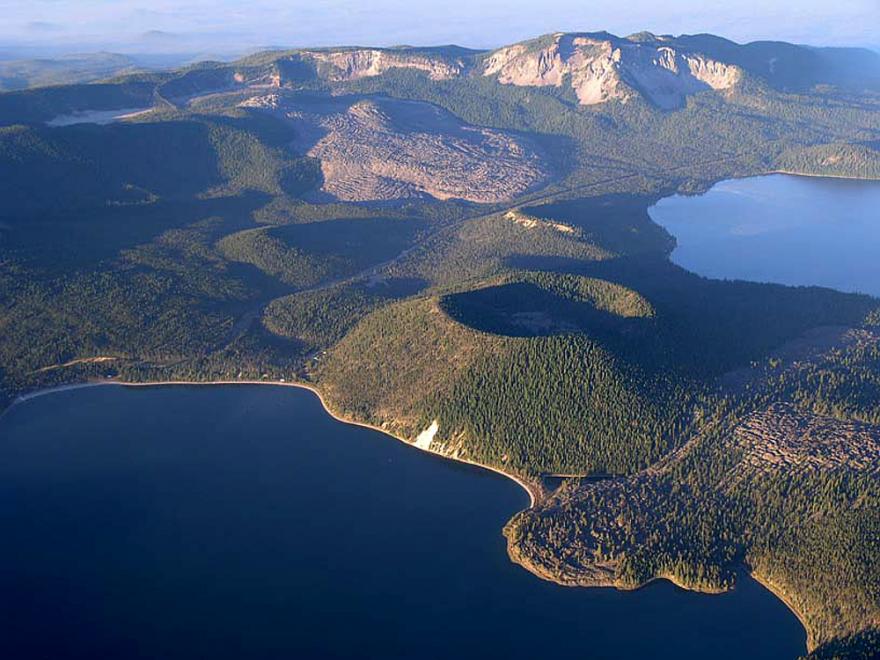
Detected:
[
  {"left": 303, "top": 46, "right": 470, "bottom": 81},
  {"left": 240, "top": 34, "right": 880, "bottom": 105},
  {"left": 314, "top": 276, "right": 693, "bottom": 478},
  {"left": 480, "top": 31, "right": 880, "bottom": 109},
  {"left": 234, "top": 45, "right": 475, "bottom": 88},
  {"left": 481, "top": 32, "right": 741, "bottom": 109}
]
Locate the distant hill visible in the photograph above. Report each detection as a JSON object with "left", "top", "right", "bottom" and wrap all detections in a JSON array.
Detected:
[{"left": 0, "top": 53, "right": 139, "bottom": 91}]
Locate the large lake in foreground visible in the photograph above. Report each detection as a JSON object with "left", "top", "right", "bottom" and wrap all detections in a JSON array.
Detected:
[
  {"left": 649, "top": 174, "right": 880, "bottom": 297},
  {"left": 0, "top": 385, "right": 804, "bottom": 659}
]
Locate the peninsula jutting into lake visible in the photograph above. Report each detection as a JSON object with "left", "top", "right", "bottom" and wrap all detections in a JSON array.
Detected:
[
  {"left": 0, "top": 384, "right": 807, "bottom": 659},
  {"left": 1, "top": 14, "right": 879, "bottom": 660}
]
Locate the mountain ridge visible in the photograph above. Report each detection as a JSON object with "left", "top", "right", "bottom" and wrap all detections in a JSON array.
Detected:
[
  {"left": 2, "top": 29, "right": 879, "bottom": 124},
  {"left": 227, "top": 30, "right": 880, "bottom": 109}
]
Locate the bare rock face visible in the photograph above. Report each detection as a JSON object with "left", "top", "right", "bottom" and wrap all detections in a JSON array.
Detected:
[
  {"left": 232, "top": 33, "right": 746, "bottom": 110},
  {"left": 482, "top": 33, "right": 741, "bottom": 109},
  {"left": 280, "top": 95, "right": 549, "bottom": 203},
  {"left": 304, "top": 49, "right": 466, "bottom": 81},
  {"left": 483, "top": 36, "right": 628, "bottom": 105}
]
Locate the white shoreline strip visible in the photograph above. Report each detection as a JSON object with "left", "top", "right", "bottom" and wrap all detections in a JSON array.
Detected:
[
  {"left": 2, "top": 379, "right": 538, "bottom": 507},
  {"left": 765, "top": 169, "right": 880, "bottom": 182}
]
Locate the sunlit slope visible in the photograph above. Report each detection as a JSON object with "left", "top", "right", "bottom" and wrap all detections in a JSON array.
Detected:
[{"left": 314, "top": 274, "right": 694, "bottom": 477}]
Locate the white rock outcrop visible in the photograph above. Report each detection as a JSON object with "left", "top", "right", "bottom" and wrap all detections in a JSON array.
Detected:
[
  {"left": 482, "top": 33, "right": 741, "bottom": 109},
  {"left": 249, "top": 34, "right": 742, "bottom": 109},
  {"left": 414, "top": 420, "right": 439, "bottom": 451},
  {"left": 305, "top": 49, "right": 465, "bottom": 81}
]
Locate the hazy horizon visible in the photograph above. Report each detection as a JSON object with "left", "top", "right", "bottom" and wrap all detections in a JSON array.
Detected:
[{"left": 1, "top": 0, "right": 878, "bottom": 60}]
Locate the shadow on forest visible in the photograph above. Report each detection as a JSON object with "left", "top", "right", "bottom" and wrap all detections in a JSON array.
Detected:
[
  {"left": 440, "top": 281, "right": 651, "bottom": 339},
  {"left": 508, "top": 192, "right": 877, "bottom": 378},
  {"left": 4, "top": 192, "right": 271, "bottom": 272}
]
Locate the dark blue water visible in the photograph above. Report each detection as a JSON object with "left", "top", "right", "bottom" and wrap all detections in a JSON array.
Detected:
[
  {"left": 649, "top": 174, "right": 880, "bottom": 297},
  {"left": 0, "top": 385, "right": 805, "bottom": 659}
]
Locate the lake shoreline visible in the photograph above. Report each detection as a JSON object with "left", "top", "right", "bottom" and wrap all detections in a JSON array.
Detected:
[
  {"left": 649, "top": 171, "right": 880, "bottom": 300},
  {"left": 3, "top": 378, "right": 540, "bottom": 507},
  {"left": 4, "top": 379, "right": 815, "bottom": 653},
  {"left": 508, "top": 533, "right": 811, "bottom": 651},
  {"left": 767, "top": 169, "right": 880, "bottom": 182},
  {"left": 0, "top": 374, "right": 807, "bottom": 658},
  {"left": 749, "top": 570, "right": 814, "bottom": 651}
]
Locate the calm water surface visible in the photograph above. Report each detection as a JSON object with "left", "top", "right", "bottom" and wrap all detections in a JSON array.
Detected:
[
  {"left": 0, "top": 385, "right": 805, "bottom": 659},
  {"left": 649, "top": 174, "right": 880, "bottom": 296}
]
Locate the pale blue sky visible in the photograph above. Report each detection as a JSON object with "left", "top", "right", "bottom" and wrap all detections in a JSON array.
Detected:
[{"left": 1, "top": 0, "right": 878, "bottom": 56}]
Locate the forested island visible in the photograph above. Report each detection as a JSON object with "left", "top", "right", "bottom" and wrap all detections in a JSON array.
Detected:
[{"left": 1, "top": 31, "right": 879, "bottom": 658}]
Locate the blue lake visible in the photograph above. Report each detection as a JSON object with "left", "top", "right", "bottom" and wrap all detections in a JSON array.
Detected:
[
  {"left": 0, "top": 385, "right": 805, "bottom": 659},
  {"left": 649, "top": 174, "right": 880, "bottom": 297}
]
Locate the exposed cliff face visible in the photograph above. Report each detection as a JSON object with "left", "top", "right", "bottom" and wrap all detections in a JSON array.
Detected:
[
  {"left": 482, "top": 33, "right": 741, "bottom": 109},
  {"left": 178, "top": 31, "right": 876, "bottom": 115},
  {"left": 483, "top": 36, "right": 628, "bottom": 105},
  {"left": 250, "top": 34, "right": 739, "bottom": 109},
  {"left": 302, "top": 48, "right": 466, "bottom": 82}
]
